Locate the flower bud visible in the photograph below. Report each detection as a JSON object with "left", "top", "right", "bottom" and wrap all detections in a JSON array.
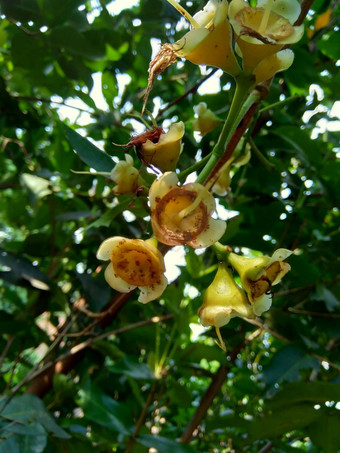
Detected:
[
  {"left": 110, "top": 154, "right": 143, "bottom": 194},
  {"left": 193, "top": 102, "right": 221, "bottom": 136},
  {"left": 198, "top": 262, "right": 254, "bottom": 328},
  {"left": 139, "top": 122, "right": 185, "bottom": 172},
  {"left": 228, "top": 248, "right": 293, "bottom": 316}
]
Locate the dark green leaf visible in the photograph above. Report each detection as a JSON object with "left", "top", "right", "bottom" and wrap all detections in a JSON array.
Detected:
[
  {"left": 308, "top": 413, "right": 340, "bottom": 453},
  {"left": 64, "top": 125, "right": 114, "bottom": 172},
  {"left": 110, "top": 355, "right": 155, "bottom": 380}
]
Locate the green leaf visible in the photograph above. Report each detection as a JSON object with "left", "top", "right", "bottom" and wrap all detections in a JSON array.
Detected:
[
  {"left": 1, "top": 420, "right": 45, "bottom": 437},
  {"left": 76, "top": 384, "right": 133, "bottom": 435},
  {"left": 247, "top": 404, "right": 321, "bottom": 441},
  {"left": 308, "top": 413, "right": 340, "bottom": 453},
  {"left": 266, "top": 382, "right": 340, "bottom": 409},
  {"left": 136, "top": 435, "right": 197, "bottom": 453},
  {"left": 64, "top": 125, "right": 114, "bottom": 172},
  {"left": 1, "top": 394, "right": 70, "bottom": 439},
  {"left": 85, "top": 197, "right": 131, "bottom": 229},
  {"left": 311, "top": 285, "right": 340, "bottom": 312},
  {"left": 49, "top": 26, "right": 105, "bottom": 60},
  {"left": 0, "top": 252, "right": 50, "bottom": 290},
  {"left": 263, "top": 344, "right": 320, "bottom": 389},
  {"left": 318, "top": 33, "right": 340, "bottom": 60},
  {"left": 110, "top": 355, "right": 155, "bottom": 380},
  {"left": 0, "top": 432, "right": 47, "bottom": 453},
  {"left": 102, "top": 70, "right": 118, "bottom": 107},
  {"left": 77, "top": 273, "right": 111, "bottom": 311}
]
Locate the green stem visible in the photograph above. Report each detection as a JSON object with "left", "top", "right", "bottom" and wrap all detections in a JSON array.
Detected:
[
  {"left": 211, "top": 242, "right": 230, "bottom": 262},
  {"left": 196, "top": 76, "right": 254, "bottom": 185},
  {"left": 249, "top": 137, "right": 275, "bottom": 170},
  {"left": 178, "top": 154, "right": 211, "bottom": 182},
  {"left": 258, "top": 95, "right": 301, "bottom": 114}
]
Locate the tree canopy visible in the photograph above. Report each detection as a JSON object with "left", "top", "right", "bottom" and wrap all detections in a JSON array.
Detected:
[{"left": 0, "top": 0, "right": 339, "bottom": 452}]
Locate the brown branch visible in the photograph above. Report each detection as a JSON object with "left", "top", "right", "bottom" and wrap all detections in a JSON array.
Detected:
[
  {"left": 203, "top": 98, "right": 262, "bottom": 189},
  {"left": 0, "top": 336, "right": 14, "bottom": 371},
  {"left": 179, "top": 342, "right": 245, "bottom": 444},
  {"left": 125, "top": 380, "right": 159, "bottom": 453},
  {"left": 157, "top": 68, "right": 218, "bottom": 117},
  {"left": 295, "top": 0, "right": 314, "bottom": 26},
  {"left": 23, "top": 292, "right": 131, "bottom": 397},
  {"left": 288, "top": 308, "right": 340, "bottom": 319},
  {"left": 24, "top": 311, "right": 173, "bottom": 397}
]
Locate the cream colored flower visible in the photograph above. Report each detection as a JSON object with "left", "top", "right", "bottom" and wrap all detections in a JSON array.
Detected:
[
  {"left": 139, "top": 122, "right": 185, "bottom": 172},
  {"left": 149, "top": 172, "right": 226, "bottom": 248},
  {"left": 110, "top": 154, "right": 143, "bottom": 194},
  {"left": 193, "top": 102, "right": 221, "bottom": 136},
  {"left": 229, "top": 0, "right": 304, "bottom": 82},
  {"left": 228, "top": 248, "right": 293, "bottom": 316},
  {"left": 96, "top": 237, "right": 167, "bottom": 303},
  {"left": 169, "top": 0, "right": 241, "bottom": 75},
  {"left": 198, "top": 262, "right": 254, "bottom": 328}
]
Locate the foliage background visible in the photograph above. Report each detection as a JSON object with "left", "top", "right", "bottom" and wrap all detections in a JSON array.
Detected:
[{"left": 0, "top": 0, "right": 339, "bottom": 452}]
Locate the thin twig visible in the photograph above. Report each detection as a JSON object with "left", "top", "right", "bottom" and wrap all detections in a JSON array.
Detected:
[
  {"left": 0, "top": 337, "right": 14, "bottom": 371},
  {"left": 125, "top": 380, "right": 159, "bottom": 453},
  {"left": 157, "top": 68, "right": 218, "bottom": 117},
  {"left": 22, "top": 314, "right": 173, "bottom": 395},
  {"left": 288, "top": 308, "right": 340, "bottom": 318},
  {"left": 179, "top": 338, "right": 248, "bottom": 444}
]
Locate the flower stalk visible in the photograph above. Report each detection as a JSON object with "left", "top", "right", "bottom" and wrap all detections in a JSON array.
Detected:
[{"left": 196, "top": 76, "right": 257, "bottom": 186}]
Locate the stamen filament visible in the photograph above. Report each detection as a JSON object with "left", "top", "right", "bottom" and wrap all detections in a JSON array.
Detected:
[
  {"left": 172, "top": 190, "right": 204, "bottom": 224},
  {"left": 215, "top": 327, "right": 227, "bottom": 352},
  {"left": 258, "top": 0, "right": 274, "bottom": 35},
  {"left": 166, "top": 0, "right": 200, "bottom": 28}
]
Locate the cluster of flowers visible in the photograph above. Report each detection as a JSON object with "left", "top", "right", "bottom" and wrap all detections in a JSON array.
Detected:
[
  {"left": 96, "top": 0, "right": 299, "bottom": 338},
  {"left": 146, "top": 0, "right": 304, "bottom": 102},
  {"left": 98, "top": 151, "right": 292, "bottom": 332}
]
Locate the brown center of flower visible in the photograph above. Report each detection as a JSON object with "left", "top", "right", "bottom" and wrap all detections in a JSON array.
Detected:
[
  {"left": 111, "top": 240, "right": 161, "bottom": 286},
  {"left": 250, "top": 277, "right": 271, "bottom": 299},
  {"left": 249, "top": 261, "right": 282, "bottom": 299},
  {"left": 155, "top": 188, "right": 208, "bottom": 244},
  {"left": 235, "top": 7, "right": 294, "bottom": 42},
  {"left": 265, "top": 260, "right": 282, "bottom": 282}
]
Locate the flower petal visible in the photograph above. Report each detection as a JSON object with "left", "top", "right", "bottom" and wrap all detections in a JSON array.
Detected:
[
  {"left": 253, "top": 292, "right": 272, "bottom": 316},
  {"left": 190, "top": 218, "right": 226, "bottom": 248},
  {"left": 138, "top": 274, "right": 168, "bottom": 303},
  {"left": 259, "top": 0, "right": 301, "bottom": 23},
  {"left": 253, "top": 48, "right": 294, "bottom": 83},
  {"left": 142, "top": 122, "right": 185, "bottom": 172},
  {"left": 97, "top": 237, "right": 124, "bottom": 261},
  {"left": 104, "top": 263, "right": 136, "bottom": 293},
  {"left": 269, "top": 248, "right": 294, "bottom": 264},
  {"left": 199, "top": 305, "right": 233, "bottom": 327},
  {"left": 149, "top": 172, "right": 179, "bottom": 208}
]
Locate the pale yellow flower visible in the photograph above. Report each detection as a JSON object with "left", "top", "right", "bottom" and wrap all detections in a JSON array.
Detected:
[
  {"left": 160, "top": 0, "right": 241, "bottom": 75},
  {"left": 110, "top": 154, "right": 143, "bottom": 194},
  {"left": 229, "top": 0, "right": 304, "bottom": 82},
  {"left": 193, "top": 102, "right": 221, "bottom": 136},
  {"left": 139, "top": 122, "right": 185, "bottom": 172},
  {"left": 149, "top": 172, "right": 226, "bottom": 248},
  {"left": 198, "top": 262, "right": 254, "bottom": 328},
  {"left": 96, "top": 237, "right": 167, "bottom": 303},
  {"left": 228, "top": 248, "right": 293, "bottom": 315}
]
